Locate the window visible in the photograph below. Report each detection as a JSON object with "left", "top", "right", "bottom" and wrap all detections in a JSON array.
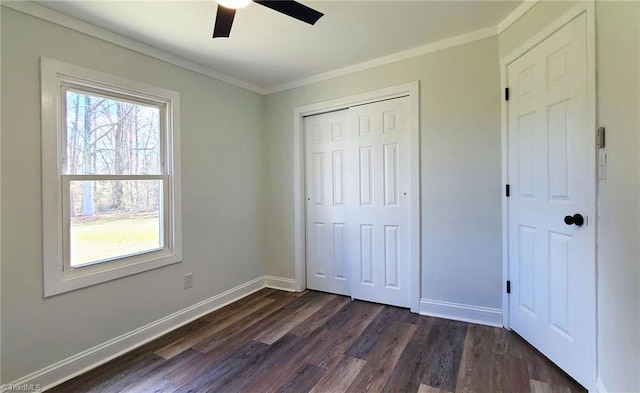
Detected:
[{"left": 41, "top": 58, "right": 182, "bottom": 296}]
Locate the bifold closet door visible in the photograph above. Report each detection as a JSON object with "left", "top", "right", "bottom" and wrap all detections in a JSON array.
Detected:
[
  {"left": 304, "top": 96, "right": 411, "bottom": 308},
  {"left": 346, "top": 97, "right": 411, "bottom": 308},
  {"left": 305, "top": 110, "right": 350, "bottom": 296}
]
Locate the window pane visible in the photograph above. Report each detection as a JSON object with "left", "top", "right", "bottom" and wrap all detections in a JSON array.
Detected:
[
  {"left": 69, "top": 180, "right": 163, "bottom": 267},
  {"left": 65, "top": 90, "right": 162, "bottom": 175}
]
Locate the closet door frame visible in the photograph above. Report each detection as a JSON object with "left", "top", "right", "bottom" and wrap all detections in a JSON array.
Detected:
[{"left": 292, "top": 81, "right": 421, "bottom": 312}]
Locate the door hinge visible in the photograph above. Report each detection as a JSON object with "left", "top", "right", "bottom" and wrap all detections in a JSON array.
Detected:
[
  {"left": 505, "top": 184, "right": 510, "bottom": 197},
  {"left": 505, "top": 87, "right": 510, "bottom": 101},
  {"left": 597, "top": 126, "right": 606, "bottom": 149},
  {"left": 506, "top": 280, "right": 511, "bottom": 294}
]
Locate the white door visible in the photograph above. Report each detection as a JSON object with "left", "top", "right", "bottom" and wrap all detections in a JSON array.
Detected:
[
  {"left": 507, "top": 13, "right": 595, "bottom": 388},
  {"left": 347, "top": 97, "right": 411, "bottom": 308},
  {"left": 305, "top": 110, "right": 350, "bottom": 296},
  {"left": 304, "top": 97, "right": 412, "bottom": 308}
]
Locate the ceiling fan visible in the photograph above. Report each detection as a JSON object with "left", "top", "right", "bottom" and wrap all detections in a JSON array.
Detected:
[{"left": 213, "top": 0, "right": 324, "bottom": 38}]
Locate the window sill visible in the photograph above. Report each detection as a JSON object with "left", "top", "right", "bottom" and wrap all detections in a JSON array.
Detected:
[{"left": 44, "top": 250, "right": 181, "bottom": 297}]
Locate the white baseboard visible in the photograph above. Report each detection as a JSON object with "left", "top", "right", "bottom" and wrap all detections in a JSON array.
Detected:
[
  {"left": 419, "top": 298, "right": 503, "bottom": 327},
  {"left": 264, "top": 275, "right": 297, "bottom": 292},
  {"left": 3, "top": 275, "right": 294, "bottom": 392},
  {"left": 596, "top": 377, "right": 608, "bottom": 393}
]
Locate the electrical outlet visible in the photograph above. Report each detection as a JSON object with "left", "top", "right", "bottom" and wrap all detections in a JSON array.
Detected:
[{"left": 184, "top": 273, "right": 193, "bottom": 289}]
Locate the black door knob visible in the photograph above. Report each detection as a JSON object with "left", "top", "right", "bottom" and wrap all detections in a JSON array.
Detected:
[{"left": 564, "top": 214, "right": 584, "bottom": 226}]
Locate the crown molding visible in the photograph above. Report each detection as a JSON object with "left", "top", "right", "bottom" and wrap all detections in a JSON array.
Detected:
[
  {"left": 497, "top": 0, "right": 540, "bottom": 34},
  {"left": 3, "top": 0, "right": 539, "bottom": 96},
  {"left": 262, "top": 0, "right": 541, "bottom": 94},
  {"left": 263, "top": 25, "right": 498, "bottom": 94},
  {"left": 1, "top": 1, "right": 266, "bottom": 95}
]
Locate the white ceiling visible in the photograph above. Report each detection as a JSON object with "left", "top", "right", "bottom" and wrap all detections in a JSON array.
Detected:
[{"left": 33, "top": 0, "right": 523, "bottom": 91}]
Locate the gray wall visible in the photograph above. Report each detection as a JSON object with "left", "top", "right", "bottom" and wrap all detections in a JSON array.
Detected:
[
  {"left": 594, "top": 2, "right": 640, "bottom": 391},
  {"left": 263, "top": 37, "right": 503, "bottom": 309},
  {"left": 1, "top": 8, "right": 265, "bottom": 382},
  {"left": 500, "top": 1, "right": 640, "bottom": 391}
]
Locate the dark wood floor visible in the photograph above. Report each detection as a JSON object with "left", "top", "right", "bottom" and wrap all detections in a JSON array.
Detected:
[{"left": 48, "top": 289, "right": 586, "bottom": 393}]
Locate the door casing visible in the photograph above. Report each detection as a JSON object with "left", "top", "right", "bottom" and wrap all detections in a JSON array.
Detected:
[
  {"left": 500, "top": 2, "right": 597, "bottom": 390},
  {"left": 293, "top": 81, "right": 421, "bottom": 312}
]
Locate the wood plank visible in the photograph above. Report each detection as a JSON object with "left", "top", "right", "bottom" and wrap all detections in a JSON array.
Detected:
[
  {"left": 280, "top": 290, "right": 323, "bottom": 308},
  {"left": 525, "top": 347, "right": 585, "bottom": 391},
  {"left": 312, "top": 301, "right": 384, "bottom": 370},
  {"left": 494, "top": 328, "right": 526, "bottom": 359},
  {"left": 420, "top": 319, "right": 468, "bottom": 392},
  {"left": 170, "top": 340, "right": 271, "bottom": 393},
  {"left": 252, "top": 287, "right": 279, "bottom": 298},
  {"left": 192, "top": 297, "right": 288, "bottom": 355},
  {"left": 210, "top": 334, "right": 305, "bottom": 393},
  {"left": 87, "top": 354, "right": 165, "bottom": 393},
  {"left": 266, "top": 289, "right": 309, "bottom": 300},
  {"left": 155, "top": 296, "right": 275, "bottom": 359},
  {"left": 346, "top": 321, "right": 417, "bottom": 393},
  {"left": 382, "top": 342, "right": 429, "bottom": 393},
  {"left": 190, "top": 290, "right": 313, "bottom": 360},
  {"left": 120, "top": 349, "right": 201, "bottom": 392},
  {"left": 199, "top": 288, "right": 274, "bottom": 323},
  {"left": 513, "top": 331, "right": 585, "bottom": 392},
  {"left": 136, "top": 318, "right": 211, "bottom": 354},
  {"left": 310, "top": 356, "right": 366, "bottom": 393},
  {"left": 418, "top": 384, "right": 453, "bottom": 393},
  {"left": 254, "top": 292, "right": 337, "bottom": 344},
  {"left": 404, "top": 311, "right": 421, "bottom": 325},
  {"left": 323, "top": 300, "right": 384, "bottom": 334},
  {"left": 47, "top": 341, "right": 173, "bottom": 393},
  {"left": 127, "top": 377, "right": 177, "bottom": 393},
  {"left": 410, "top": 314, "right": 436, "bottom": 344},
  {"left": 167, "top": 337, "right": 265, "bottom": 386},
  {"left": 455, "top": 325, "right": 497, "bottom": 393},
  {"left": 344, "top": 306, "right": 408, "bottom": 360},
  {"left": 240, "top": 302, "right": 383, "bottom": 393},
  {"left": 289, "top": 295, "right": 351, "bottom": 337},
  {"left": 240, "top": 326, "right": 344, "bottom": 393},
  {"left": 493, "top": 354, "right": 530, "bottom": 393},
  {"left": 276, "top": 363, "right": 327, "bottom": 393},
  {"left": 530, "top": 379, "right": 572, "bottom": 393}
]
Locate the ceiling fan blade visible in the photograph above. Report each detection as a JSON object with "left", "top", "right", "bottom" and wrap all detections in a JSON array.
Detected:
[
  {"left": 254, "top": 0, "right": 323, "bottom": 25},
  {"left": 213, "top": 5, "right": 236, "bottom": 38}
]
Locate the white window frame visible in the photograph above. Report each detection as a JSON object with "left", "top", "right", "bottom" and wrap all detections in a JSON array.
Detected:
[{"left": 41, "top": 58, "right": 182, "bottom": 297}]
